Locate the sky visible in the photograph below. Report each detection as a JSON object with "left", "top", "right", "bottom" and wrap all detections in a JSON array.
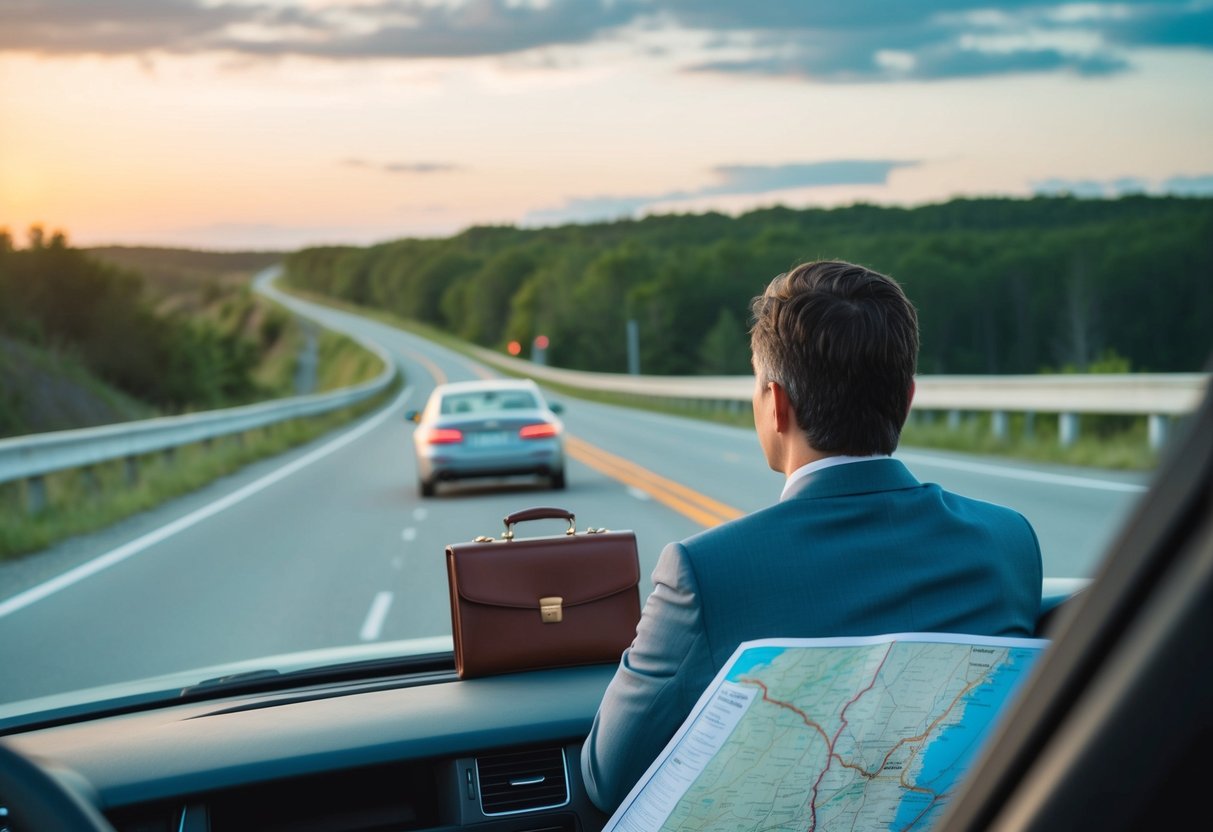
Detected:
[{"left": 1, "top": 0, "right": 1211, "bottom": 250}]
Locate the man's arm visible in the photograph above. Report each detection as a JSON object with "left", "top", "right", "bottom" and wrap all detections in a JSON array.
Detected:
[{"left": 580, "top": 541, "right": 718, "bottom": 813}]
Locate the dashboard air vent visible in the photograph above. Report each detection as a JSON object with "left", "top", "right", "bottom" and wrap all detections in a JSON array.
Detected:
[{"left": 476, "top": 747, "right": 569, "bottom": 816}]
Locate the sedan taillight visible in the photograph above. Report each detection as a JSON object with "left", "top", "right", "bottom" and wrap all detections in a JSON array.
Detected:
[
  {"left": 424, "top": 427, "right": 464, "bottom": 444},
  {"left": 519, "top": 423, "right": 558, "bottom": 439}
]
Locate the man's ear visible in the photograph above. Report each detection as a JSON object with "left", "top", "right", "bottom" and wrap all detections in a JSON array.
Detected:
[{"left": 770, "top": 381, "right": 793, "bottom": 434}]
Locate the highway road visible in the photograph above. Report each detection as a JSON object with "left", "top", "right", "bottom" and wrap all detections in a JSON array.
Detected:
[{"left": 0, "top": 271, "right": 1149, "bottom": 708}]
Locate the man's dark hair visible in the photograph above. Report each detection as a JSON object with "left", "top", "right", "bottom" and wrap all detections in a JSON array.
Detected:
[{"left": 749, "top": 260, "right": 918, "bottom": 456}]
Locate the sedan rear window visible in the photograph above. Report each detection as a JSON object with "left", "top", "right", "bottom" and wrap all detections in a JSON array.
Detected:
[{"left": 440, "top": 391, "right": 539, "bottom": 415}]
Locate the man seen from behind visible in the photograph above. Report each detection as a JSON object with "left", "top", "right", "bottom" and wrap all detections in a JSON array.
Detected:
[{"left": 581, "top": 260, "right": 1043, "bottom": 812}]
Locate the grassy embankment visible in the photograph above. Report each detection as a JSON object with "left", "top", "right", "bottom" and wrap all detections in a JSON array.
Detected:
[
  {"left": 0, "top": 250, "right": 392, "bottom": 561},
  {"left": 277, "top": 279, "right": 1161, "bottom": 473}
]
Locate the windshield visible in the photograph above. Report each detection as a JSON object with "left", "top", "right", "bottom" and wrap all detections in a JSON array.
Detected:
[{"left": 0, "top": 1, "right": 1210, "bottom": 725}]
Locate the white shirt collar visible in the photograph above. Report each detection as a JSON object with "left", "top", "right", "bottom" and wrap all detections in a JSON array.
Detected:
[{"left": 780, "top": 454, "right": 889, "bottom": 501}]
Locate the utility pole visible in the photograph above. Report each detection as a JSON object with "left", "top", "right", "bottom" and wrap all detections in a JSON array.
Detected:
[{"left": 626, "top": 319, "right": 640, "bottom": 375}]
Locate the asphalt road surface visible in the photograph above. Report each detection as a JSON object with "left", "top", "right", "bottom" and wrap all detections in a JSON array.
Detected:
[{"left": 0, "top": 270, "right": 1149, "bottom": 707}]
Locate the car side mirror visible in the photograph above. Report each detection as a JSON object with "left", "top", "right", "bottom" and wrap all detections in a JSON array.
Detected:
[
  {"left": 549, "top": 402, "right": 564, "bottom": 415},
  {"left": 404, "top": 410, "right": 421, "bottom": 423}
]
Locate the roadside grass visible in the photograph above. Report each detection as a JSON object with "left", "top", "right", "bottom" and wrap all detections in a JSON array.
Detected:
[
  {"left": 0, "top": 375, "right": 399, "bottom": 561},
  {"left": 317, "top": 329, "right": 385, "bottom": 390},
  {"left": 900, "top": 412, "right": 1158, "bottom": 471},
  {"left": 250, "top": 310, "right": 305, "bottom": 396}
]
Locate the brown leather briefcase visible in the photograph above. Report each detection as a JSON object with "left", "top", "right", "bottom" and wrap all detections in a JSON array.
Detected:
[{"left": 446, "top": 506, "right": 642, "bottom": 679}]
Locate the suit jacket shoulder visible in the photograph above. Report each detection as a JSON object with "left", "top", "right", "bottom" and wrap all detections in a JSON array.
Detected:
[{"left": 676, "top": 458, "right": 1041, "bottom": 668}]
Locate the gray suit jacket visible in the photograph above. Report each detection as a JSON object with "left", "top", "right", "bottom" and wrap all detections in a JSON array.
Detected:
[{"left": 580, "top": 458, "right": 1042, "bottom": 811}]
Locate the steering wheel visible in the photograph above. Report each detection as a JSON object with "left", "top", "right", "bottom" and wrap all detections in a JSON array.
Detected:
[{"left": 0, "top": 740, "right": 114, "bottom": 832}]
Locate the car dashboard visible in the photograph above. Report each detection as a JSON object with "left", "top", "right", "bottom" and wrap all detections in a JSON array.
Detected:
[
  {"left": 1, "top": 584, "right": 1082, "bottom": 832},
  {"left": 3, "top": 662, "right": 618, "bottom": 832}
]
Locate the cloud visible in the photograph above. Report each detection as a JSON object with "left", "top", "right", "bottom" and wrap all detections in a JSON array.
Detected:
[
  {"left": 672, "top": 1, "right": 1211, "bottom": 82},
  {"left": 1101, "top": 5, "right": 1213, "bottom": 50},
  {"left": 1162, "top": 174, "right": 1213, "bottom": 196},
  {"left": 344, "top": 159, "right": 462, "bottom": 174},
  {"left": 0, "top": 0, "right": 250, "bottom": 55},
  {"left": 1, "top": 0, "right": 1209, "bottom": 84},
  {"left": 525, "top": 159, "right": 917, "bottom": 226},
  {"left": 678, "top": 2, "right": 1143, "bottom": 82},
  {"left": 0, "top": 0, "right": 641, "bottom": 59},
  {"left": 1031, "top": 173, "right": 1213, "bottom": 198},
  {"left": 700, "top": 161, "right": 917, "bottom": 194},
  {"left": 524, "top": 195, "right": 656, "bottom": 226}
]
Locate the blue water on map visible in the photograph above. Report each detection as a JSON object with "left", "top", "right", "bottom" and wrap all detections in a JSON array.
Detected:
[
  {"left": 887, "top": 647, "right": 1042, "bottom": 831},
  {"left": 725, "top": 646, "right": 786, "bottom": 682}
]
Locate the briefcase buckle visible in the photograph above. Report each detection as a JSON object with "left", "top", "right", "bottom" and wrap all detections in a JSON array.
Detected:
[{"left": 539, "top": 596, "right": 564, "bottom": 623}]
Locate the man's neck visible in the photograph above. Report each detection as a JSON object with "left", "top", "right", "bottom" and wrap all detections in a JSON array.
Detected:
[
  {"left": 780, "top": 453, "right": 891, "bottom": 500},
  {"left": 779, "top": 445, "right": 830, "bottom": 478}
]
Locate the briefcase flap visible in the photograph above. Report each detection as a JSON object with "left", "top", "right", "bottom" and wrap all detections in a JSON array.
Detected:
[{"left": 448, "top": 532, "right": 639, "bottom": 610}]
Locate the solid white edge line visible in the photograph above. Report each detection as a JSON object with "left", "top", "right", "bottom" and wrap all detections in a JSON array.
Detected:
[
  {"left": 359, "top": 591, "right": 394, "bottom": 642},
  {"left": 0, "top": 386, "right": 414, "bottom": 620},
  {"left": 897, "top": 450, "right": 1147, "bottom": 492}
]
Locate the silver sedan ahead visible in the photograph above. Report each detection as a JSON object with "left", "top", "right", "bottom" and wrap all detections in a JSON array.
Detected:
[{"left": 405, "top": 379, "right": 566, "bottom": 497}]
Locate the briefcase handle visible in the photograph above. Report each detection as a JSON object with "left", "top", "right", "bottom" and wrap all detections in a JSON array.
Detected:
[{"left": 503, "top": 506, "right": 576, "bottom": 539}]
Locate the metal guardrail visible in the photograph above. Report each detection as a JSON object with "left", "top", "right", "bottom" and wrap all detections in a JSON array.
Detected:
[
  {"left": 466, "top": 344, "right": 1209, "bottom": 449},
  {"left": 468, "top": 344, "right": 1208, "bottom": 414},
  {"left": 0, "top": 340, "right": 395, "bottom": 488}
]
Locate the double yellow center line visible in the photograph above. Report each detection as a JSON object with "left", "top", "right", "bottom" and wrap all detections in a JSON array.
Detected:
[{"left": 565, "top": 435, "right": 743, "bottom": 529}]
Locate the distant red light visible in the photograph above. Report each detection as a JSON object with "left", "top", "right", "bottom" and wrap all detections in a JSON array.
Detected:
[
  {"left": 507, "top": 340, "right": 522, "bottom": 356},
  {"left": 533, "top": 335, "right": 550, "bottom": 350},
  {"left": 425, "top": 427, "right": 464, "bottom": 444},
  {"left": 519, "top": 423, "right": 558, "bottom": 440}
]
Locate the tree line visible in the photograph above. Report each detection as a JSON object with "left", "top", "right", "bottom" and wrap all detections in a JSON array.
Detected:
[
  {"left": 0, "top": 228, "right": 262, "bottom": 410},
  {"left": 285, "top": 195, "right": 1213, "bottom": 376}
]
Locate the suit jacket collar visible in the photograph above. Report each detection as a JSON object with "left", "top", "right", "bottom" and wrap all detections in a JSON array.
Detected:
[{"left": 780, "top": 457, "right": 921, "bottom": 501}]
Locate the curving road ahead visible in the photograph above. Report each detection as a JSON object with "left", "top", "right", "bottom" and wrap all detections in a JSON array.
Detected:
[{"left": 0, "top": 271, "right": 1148, "bottom": 707}]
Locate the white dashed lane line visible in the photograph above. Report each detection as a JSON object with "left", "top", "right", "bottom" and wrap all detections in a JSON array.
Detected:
[
  {"left": 359, "top": 591, "right": 394, "bottom": 641},
  {"left": 401, "top": 527, "right": 418, "bottom": 542}
]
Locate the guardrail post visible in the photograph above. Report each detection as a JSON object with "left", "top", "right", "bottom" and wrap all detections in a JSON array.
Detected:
[
  {"left": 1059, "top": 413, "right": 1079, "bottom": 447},
  {"left": 947, "top": 410, "right": 961, "bottom": 431},
  {"left": 1023, "top": 412, "right": 1035, "bottom": 439},
  {"left": 25, "top": 475, "right": 47, "bottom": 514},
  {"left": 992, "top": 411, "right": 1008, "bottom": 440},
  {"left": 1148, "top": 414, "right": 1169, "bottom": 451}
]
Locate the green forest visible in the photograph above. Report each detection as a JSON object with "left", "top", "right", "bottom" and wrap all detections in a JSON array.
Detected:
[
  {"left": 0, "top": 230, "right": 285, "bottom": 435},
  {"left": 285, "top": 195, "right": 1213, "bottom": 376}
]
